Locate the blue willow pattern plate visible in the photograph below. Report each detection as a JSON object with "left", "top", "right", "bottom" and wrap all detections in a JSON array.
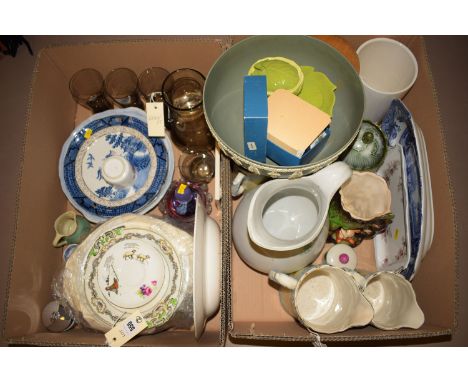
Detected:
[
  {"left": 379, "top": 99, "right": 423, "bottom": 280},
  {"left": 74, "top": 126, "right": 157, "bottom": 208},
  {"left": 59, "top": 108, "right": 173, "bottom": 222}
]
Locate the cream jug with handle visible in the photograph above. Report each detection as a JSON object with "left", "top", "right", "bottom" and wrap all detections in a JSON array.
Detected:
[
  {"left": 363, "top": 271, "right": 424, "bottom": 330},
  {"left": 247, "top": 161, "right": 352, "bottom": 252}
]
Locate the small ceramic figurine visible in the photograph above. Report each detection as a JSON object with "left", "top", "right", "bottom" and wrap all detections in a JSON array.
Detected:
[{"left": 327, "top": 197, "right": 394, "bottom": 247}]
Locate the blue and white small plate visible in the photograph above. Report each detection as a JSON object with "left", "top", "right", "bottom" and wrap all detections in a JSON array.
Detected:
[
  {"left": 59, "top": 108, "right": 174, "bottom": 223},
  {"left": 374, "top": 99, "right": 426, "bottom": 281}
]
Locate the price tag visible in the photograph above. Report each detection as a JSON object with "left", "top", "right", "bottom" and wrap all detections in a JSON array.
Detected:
[
  {"left": 146, "top": 102, "right": 165, "bottom": 137},
  {"left": 104, "top": 310, "right": 147, "bottom": 347},
  {"left": 84, "top": 128, "right": 93, "bottom": 139},
  {"left": 177, "top": 183, "right": 187, "bottom": 195}
]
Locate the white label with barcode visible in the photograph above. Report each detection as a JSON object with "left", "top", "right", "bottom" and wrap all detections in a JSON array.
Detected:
[{"left": 105, "top": 310, "right": 147, "bottom": 347}]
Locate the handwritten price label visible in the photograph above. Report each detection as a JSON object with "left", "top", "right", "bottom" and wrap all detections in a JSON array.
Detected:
[
  {"left": 146, "top": 102, "right": 165, "bottom": 137},
  {"left": 105, "top": 310, "right": 147, "bottom": 347}
]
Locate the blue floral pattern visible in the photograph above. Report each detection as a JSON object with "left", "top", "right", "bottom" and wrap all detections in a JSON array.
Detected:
[
  {"left": 62, "top": 114, "right": 168, "bottom": 219},
  {"left": 86, "top": 153, "right": 95, "bottom": 169},
  {"left": 380, "top": 100, "right": 422, "bottom": 280}
]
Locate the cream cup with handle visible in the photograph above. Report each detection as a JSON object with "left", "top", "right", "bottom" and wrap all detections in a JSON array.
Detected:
[
  {"left": 363, "top": 271, "right": 424, "bottom": 330},
  {"left": 357, "top": 38, "right": 418, "bottom": 123},
  {"left": 270, "top": 265, "right": 374, "bottom": 334}
]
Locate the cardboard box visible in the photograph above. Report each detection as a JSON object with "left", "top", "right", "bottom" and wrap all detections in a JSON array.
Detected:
[
  {"left": 2, "top": 37, "right": 231, "bottom": 346},
  {"left": 226, "top": 36, "right": 457, "bottom": 345},
  {"left": 3, "top": 36, "right": 458, "bottom": 346}
]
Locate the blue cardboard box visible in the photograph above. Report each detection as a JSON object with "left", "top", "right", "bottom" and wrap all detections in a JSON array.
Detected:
[{"left": 243, "top": 75, "right": 268, "bottom": 163}]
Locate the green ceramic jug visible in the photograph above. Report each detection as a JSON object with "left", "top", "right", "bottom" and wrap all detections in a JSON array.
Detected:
[{"left": 52, "top": 211, "right": 92, "bottom": 247}]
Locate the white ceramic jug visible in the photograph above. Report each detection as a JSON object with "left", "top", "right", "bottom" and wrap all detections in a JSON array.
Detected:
[
  {"left": 247, "top": 161, "right": 352, "bottom": 251},
  {"left": 233, "top": 188, "right": 329, "bottom": 274}
]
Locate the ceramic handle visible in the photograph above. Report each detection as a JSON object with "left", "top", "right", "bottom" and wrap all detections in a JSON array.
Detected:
[
  {"left": 269, "top": 271, "right": 298, "bottom": 290},
  {"left": 52, "top": 233, "right": 66, "bottom": 248},
  {"left": 309, "top": 161, "right": 352, "bottom": 202},
  {"left": 231, "top": 172, "right": 246, "bottom": 197}
]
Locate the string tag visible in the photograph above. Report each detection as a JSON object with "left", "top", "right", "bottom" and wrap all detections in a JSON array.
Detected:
[
  {"left": 104, "top": 310, "right": 147, "bottom": 347},
  {"left": 307, "top": 328, "right": 327, "bottom": 347},
  {"left": 146, "top": 92, "right": 165, "bottom": 137}
]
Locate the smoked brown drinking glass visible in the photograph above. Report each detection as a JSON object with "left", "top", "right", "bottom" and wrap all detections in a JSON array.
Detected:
[
  {"left": 69, "top": 68, "right": 113, "bottom": 113},
  {"left": 162, "top": 68, "right": 215, "bottom": 150},
  {"left": 105, "top": 67, "right": 144, "bottom": 109},
  {"left": 138, "top": 67, "right": 170, "bottom": 103}
]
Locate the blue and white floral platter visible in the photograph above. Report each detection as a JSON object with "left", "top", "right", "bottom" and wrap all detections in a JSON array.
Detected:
[
  {"left": 374, "top": 99, "right": 428, "bottom": 280},
  {"left": 59, "top": 108, "right": 174, "bottom": 222}
]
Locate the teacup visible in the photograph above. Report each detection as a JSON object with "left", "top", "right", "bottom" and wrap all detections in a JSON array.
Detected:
[
  {"left": 53, "top": 211, "right": 92, "bottom": 247},
  {"left": 363, "top": 271, "right": 424, "bottom": 330},
  {"left": 270, "top": 265, "right": 374, "bottom": 334}
]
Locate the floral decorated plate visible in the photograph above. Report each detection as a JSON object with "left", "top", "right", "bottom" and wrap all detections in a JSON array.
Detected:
[
  {"left": 62, "top": 214, "right": 193, "bottom": 333},
  {"left": 374, "top": 100, "right": 427, "bottom": 281},
  {"left": 82, "top": 220, "right": 183, "bottom": 331},
  {"left": 373, "top": 146, "right": 410, "bottom": 272},
  {"left": 59, "top": 108, "right": 174, "bottom": 223}
]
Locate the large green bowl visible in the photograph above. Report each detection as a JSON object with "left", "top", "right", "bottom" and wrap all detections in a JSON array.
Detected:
[{"left": 203, "top": 35, "right": 364, "bottom": 179}]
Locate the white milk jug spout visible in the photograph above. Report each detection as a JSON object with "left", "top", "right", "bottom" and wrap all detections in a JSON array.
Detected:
[
  {"left": 247, "top": 161, "right": 352, "bottom": 252},
  {"left": 308, "top": 161, "right": 353, "bottom": 204}
]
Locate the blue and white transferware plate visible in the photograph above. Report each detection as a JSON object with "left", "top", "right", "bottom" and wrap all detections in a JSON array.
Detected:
[
  {"left": 374, "top": 99, "right": 426, "bottom": 281},
  {"left": 59, "top": 108, "right": 174, "bottom": 223},
  {"left": 75, "top": 126, "right": 157, "bottom": 208}
]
